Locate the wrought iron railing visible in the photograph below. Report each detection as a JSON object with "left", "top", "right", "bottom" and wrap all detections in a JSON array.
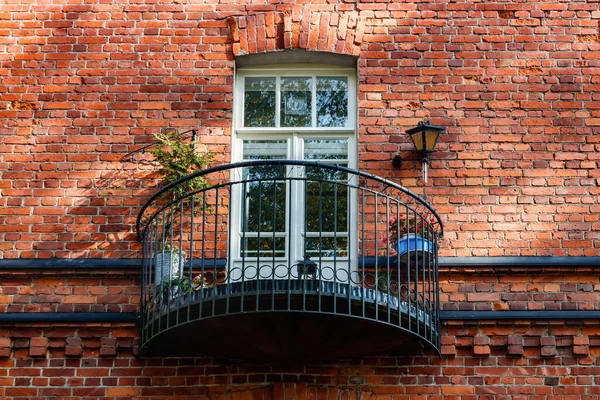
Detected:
[{"left": 137, "top": 160, "right": 443, "bottom": 357}]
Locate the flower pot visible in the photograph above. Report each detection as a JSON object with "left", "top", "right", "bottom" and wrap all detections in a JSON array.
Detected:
[
  {"left": 393, "top": 235, "right": 433, "bottom": 266},
  {"left": 153, "top": 251, "right": 182, "bottom": 285}
]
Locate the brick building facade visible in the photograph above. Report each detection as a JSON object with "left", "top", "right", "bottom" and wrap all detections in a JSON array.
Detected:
[{"left": 1, "top": 0, "right": 600, "bottom": 398}]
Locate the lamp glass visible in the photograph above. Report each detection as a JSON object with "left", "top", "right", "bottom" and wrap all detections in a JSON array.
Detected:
[
  {"left": 424, "top": 128, "right": 440, "bottom": 152},
  {"left": 409, "top": 130, "right": 424, "bottom": 152}
]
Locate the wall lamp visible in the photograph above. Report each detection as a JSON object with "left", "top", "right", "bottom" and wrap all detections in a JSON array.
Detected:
[{"left": 392, "top": 120, "right": 445, "bottom": 183}]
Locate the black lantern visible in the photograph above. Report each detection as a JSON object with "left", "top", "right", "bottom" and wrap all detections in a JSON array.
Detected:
[
  {"left": 296, "top": 255, "right": 317, "bottom": 280},
  {"left": 405, "top": 120, "right": 445, "bottom": 183}
]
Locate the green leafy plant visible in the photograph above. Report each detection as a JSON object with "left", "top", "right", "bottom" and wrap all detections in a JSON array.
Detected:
[
  {"left": 149, "top": 129, "right": 213, "bottom": 197},
  {"left": 149, "top": 129, "right": 213, "bottom": 250},
  {"left": 148, "top": 129, "right": 214, "bottom": 297},
  {"left": 152, "top": 275, "right": 193, "bottom": 305}
]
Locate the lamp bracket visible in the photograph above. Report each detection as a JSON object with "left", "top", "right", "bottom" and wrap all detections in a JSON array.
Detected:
[{"left": 391, "top": 154, "right": 403, "bottom": 168}]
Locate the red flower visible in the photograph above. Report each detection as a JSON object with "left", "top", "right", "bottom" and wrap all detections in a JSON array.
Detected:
[{"left": 384, "top": 212, "right": 432, "bottom": 247}]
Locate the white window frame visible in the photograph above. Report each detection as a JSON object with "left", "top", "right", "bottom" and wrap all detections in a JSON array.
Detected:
[
  {"left": 235, "top": 66, "right": 357, "bottom": 134},
  {"left": 231, "top": 66, "right": 358, "bottom": 276}
]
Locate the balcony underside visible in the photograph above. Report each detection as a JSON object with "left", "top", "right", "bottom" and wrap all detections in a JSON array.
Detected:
[{"left": 140, "top": 280, "right": 437, "bottom": 362}]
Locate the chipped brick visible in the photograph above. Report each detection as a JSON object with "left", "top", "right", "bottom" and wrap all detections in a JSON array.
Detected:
[{"left": 541, "top": 346, "right": 557, "bottom": 358}]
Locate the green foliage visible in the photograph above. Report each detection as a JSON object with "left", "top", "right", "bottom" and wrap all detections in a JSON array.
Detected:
[
  {"left": 152, "top": 275, "right": 192, "bottom": 305},
  {"left": 150, "top": 130, "right": 213, "bottom": 197},
  {"left": 149, "top": 130, "right": 213, "bottom": 249}
]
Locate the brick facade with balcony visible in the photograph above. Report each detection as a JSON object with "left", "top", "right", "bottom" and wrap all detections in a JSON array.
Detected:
[{"left": 1, "top": 0, "right": 600, "bottom": 398}]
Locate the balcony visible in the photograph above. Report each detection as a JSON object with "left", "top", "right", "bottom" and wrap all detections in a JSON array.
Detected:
[{"left": 137, "top": 160, "right": 443, "bottom": 362}]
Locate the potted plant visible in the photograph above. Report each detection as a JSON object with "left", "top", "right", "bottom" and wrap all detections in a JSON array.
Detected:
[
  {"left": 154, "top": 244, "right": 184, "bottom": 288},
  {"left": 152, "top": 273, "right": 193, "bottom": 306},
  {"left": 149, "top": 129, "right": 213, "bottom": 293},
  {"left": 384, "top": 213, "right": 434, "bottom": 265}
]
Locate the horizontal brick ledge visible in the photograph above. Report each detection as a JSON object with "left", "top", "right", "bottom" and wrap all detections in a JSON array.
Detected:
[
  {"left": 2, "top": 256, "right": 598, "bottom": 272},
  {"left": 3, "top": 310, "right": 599, "bottom": 324},
  {"left": 441, "top": 310, "right": 600, "bottom": 321},
  {"left": 439, "top": 256, "right": 600, "bottom": 268},
  {"left": 0, "top": 312, "right": 139, "bottom": 323},
  {"left": 0, "top": 258, "right": 142, "bottom": 270}
]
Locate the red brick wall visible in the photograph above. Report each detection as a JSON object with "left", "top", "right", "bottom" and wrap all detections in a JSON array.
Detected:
[
  {"left": 0, "top": 0, "right": 599, "bottom": 258},
  {"left": 1, "top": 1, "right": 600, "bottom": 397},
  {"left": 1, "top": 321, "right": 600, "bottom": 399},
  {"left": 0, "top": 271, "right": 139, "bottom": 314},
  {"left": 439, "top": 270, "right": 600, "bottom": 311}
]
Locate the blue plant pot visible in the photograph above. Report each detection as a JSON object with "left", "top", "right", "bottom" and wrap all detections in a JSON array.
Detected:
[{"left": 393, "top": 235, "right": 433, "bottom": 265}]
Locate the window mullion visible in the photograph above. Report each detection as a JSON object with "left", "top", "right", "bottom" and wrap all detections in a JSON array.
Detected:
[
  {"left": 312, "top": 75, "right": 317, "bottom": 128},
  {"left": 275, "top": 75, "right": 281, "bottom": 128},
  {"left": 298, "top": 135, "right": 305, "bottom": 263}
]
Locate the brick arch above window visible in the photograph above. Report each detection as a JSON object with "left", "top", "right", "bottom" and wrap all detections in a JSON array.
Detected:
[{"left": 227, "top": 7, "right": 365, "bottom": 57}]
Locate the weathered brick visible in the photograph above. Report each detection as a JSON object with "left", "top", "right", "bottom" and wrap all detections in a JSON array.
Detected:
[
  {"left": 507, "top": 344, "right": 524, "bottom": 356},
  {"left": 573, "top": 345, "right": 590, "bottom": 356},
  {"left": 473, "top": 345, "right": 491, "bottom": 357},
  {"left": 29, "top": 337, "right": 48, "bottom": 358},
  {"left": 100, "top": 337, "right": 117, "bottom": 356},
  {"left": 65, "top": 337, "right": 83, "bottom": 357},
  {"left": 441, "top": 345, "right": 456, "bottom": 356},
  {"left": 541, "top": 346, "right": 557, "bottom": 358},
  {"left": 540, "top": 336, "right": 556, "bottom": 347}
]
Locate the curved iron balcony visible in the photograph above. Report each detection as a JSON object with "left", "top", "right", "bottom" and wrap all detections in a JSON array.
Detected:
[{"left": 137, "top": 160, "right": 443, "bottom": 361}]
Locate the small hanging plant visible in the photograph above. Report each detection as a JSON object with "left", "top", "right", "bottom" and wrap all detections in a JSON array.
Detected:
[
  {"left": 149, "top": 129, "right": 213, "bottom": 197},
  {"left": 149, "top": 129, "right": 213, "bottom": 251}
]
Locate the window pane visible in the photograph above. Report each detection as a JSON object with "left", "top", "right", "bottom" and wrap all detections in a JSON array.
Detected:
[
  {"left": 304, "top": 139, "right": 348, "bottom": 161},
  {"left": 243, "top": 140, "right": 287, "bottom": 160},
  {"left": 244, "top": 77, "right": 276, "bottom": 127},
  {"left": 317, "top": 77, "right": 348, "bottom": 127},
  {"left": 305, "top": 139, "right": 349, "bottom": 187},
  {"left": 305, "top": 237, "right": 348, "bottom": 258},
  {"left": 242, "top": 140, "right": 287, "bottom": 238},
  {"left": 242, "top": 178, "right": 286, "bottom": 233},
  {"left": 305, "top": 179, "right": 348, "bottom": 233},
  {"left": 304, "top": 139, "right": 348, "bottom": 256},
  {"left": 305, "top": 160, "right": 349, "bottom": 224},
  {"left": 241, "top": 237, "right": 286, "bottom": 258},
  {"left": 280, "top": 77, "right": 312, "bottom": 127}
]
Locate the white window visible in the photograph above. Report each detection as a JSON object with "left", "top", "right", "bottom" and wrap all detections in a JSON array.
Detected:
[{"left": 231, "top": 66, "right": 357, "bottom": 278}]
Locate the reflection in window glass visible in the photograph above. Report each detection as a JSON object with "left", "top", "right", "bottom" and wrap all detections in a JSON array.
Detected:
[
  {"left": 241, "top": 140, "right": 287, "bottom": 257},
  {"left": 305, "top": 237, "right": 348, "bottom": 258},
  {"left": 241, "top": 237, "right": 286, "bottom": 258},
  {"left": 305, "top": 179, "right": 348, "bottom": 233},
  {"left": 244, "top": 77, "right": 276, "bottom": 127},
  {"left": 243, "top": 140, "right": 287, "bottom": 160},
  {"left": 304, "top": 139, "right": 348, "bottom": 161},
  {"left": 304, "top": 139, "right": 349, "bottom": 258},
  {"left": 317, "top": 77, "right": 348, "bottom": 127},
  {"left": 280, "top": 77, "right": 312, "bottom": 127},
  {"left": 242, "top": 172, "right": 286, "bottom": 234}
]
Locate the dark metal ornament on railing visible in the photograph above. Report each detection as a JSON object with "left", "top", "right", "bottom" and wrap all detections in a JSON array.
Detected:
[{"left": 137, "top": 160, "right": 443, "bottom": 361}]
